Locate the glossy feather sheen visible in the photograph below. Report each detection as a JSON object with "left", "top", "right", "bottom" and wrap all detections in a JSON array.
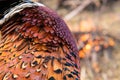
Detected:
[{"left": 0, "top": 6, "right": 80, "bottom": 80}]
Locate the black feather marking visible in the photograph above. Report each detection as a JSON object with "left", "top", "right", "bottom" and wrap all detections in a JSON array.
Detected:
[
  {"left": 71, "top": 70, "right": 80, "bottom": 77},
  {"left": 63, "top": 76, "right": 67, "bottom": 80},
  {"left": 33, "top": 61, "right": 38, "bottom": 65},
  {"left": 74, "top": 70, "right": 79, "bottom": 74},
  {"left": 67, "top": 74, "right": 73, "bottom": 78},
  {"left": 51, "top": 57, "right": 55, "bottom": 66},
  {"left": 74, "top": 63, "right": 78, "bottom": 68},
  {"left": 65, "top": 54, "right": 72, "bottom": 61},
  {"left": 63, "top": 67, "right": 70, "bottom": 71},
  {"left": 70, "top": 52, "right": 76, "bottom": 58},
  {"left": 0, "top": 52, "right": 2, "bottom": 55},
  {"left": 64, "top": 62, "right": 73, "bottom": 67},
  {"left": 36, "top": 55, "right": 42, "bottom": 58},
  {"left": 43, "top": 56, "right": 51, "bottom": 63},
  {"left": 76, "top": 78, "right": 79, "bottom": 80},
  {"left": 31, "top": 61, "right": 38, "bottom": 67},
  {"left": 48, "top": 76, "right": 55, "bottom": 80},
  {"left": 71, "top": 71, "right": 78, "bottom": 76},
  {"left": 54, "top": 69, "right": 62, "bottom": 74}
]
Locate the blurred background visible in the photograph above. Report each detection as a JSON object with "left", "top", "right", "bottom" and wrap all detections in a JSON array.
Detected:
[{"left": 33, "top": 0, "right": 120, "bottom": 80}]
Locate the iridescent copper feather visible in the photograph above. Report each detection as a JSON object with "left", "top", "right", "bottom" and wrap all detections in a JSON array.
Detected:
[{"left": 0, "top": 0, "right": 80, "bottom": 80}]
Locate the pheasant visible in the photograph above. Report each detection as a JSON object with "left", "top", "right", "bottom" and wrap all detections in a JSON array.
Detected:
[{"left": 0, "top": 0, "right": 80, "bottom": 80}]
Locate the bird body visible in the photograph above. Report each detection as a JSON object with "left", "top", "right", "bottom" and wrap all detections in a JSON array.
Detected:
[{"left": 0, "top": 0, "right": 80, "bottom": 80}]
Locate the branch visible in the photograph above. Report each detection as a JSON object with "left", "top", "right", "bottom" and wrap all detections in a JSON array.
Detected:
[{"left": 64, "top": 0, "right": 93, "bottom": 21}]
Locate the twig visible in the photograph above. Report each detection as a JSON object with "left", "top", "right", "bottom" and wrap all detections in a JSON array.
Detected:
[{"left": 64, "top": 0, "right": 93, "bottom": 21}]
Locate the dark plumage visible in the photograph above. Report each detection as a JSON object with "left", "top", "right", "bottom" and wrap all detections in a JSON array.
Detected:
[{"left": 0, "top": 0, "right": 80, "bottom": 80}]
